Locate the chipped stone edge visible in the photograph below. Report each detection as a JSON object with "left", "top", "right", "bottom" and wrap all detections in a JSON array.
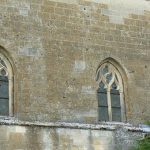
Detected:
[{"left": 0, "top": 117, "right": 148, "bottom": 133}]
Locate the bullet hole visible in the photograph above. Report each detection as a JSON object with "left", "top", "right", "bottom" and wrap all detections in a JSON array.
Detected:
[
  {"left": 84, "top": 8, "right": 86, "bottom": 10},
  {"left": 145, "top": 65, "right": 147, "bottom": 68},
  {"left": 63, "top": 96, "right": 66, "bottom": 98},
  {"left": 66, "top": 80, "right": 68, "bottom": 85},
  {"left": 129, "top": 70, "right": 135, "bottom": 73},
  {"left": 86, "top": 48, "right": 89, "bottom": 51}
]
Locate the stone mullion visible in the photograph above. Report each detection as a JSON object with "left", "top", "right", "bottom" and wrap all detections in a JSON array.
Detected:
[{"left": 107, "top": 87, "right": 112, "bottom": 121}]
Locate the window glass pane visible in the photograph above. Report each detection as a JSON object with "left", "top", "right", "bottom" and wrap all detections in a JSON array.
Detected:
[
  {"left": 0, "top": 76, "right": 8, "bottom": 82},
  {"left": 111, "top": 88, "right": 121, "bottom": 121},
  {"left": 0, "top": 75, "right": 9, "bottom": 116},
  {"left": 97, "top": 81, "right": 106, "bottom": 92},
  {"left": 111, "top": 82, "right": 118, "bottom": 90},
  {"left": 98, "top": 92, "right": 107, "bottom": 106},
  {"left": 98, "top": 81, "right": 108, "bottom": 121},
  {"left": 111, "top": 92, "right": 120, "bottom": 107},
  {"left": 98, "top": 107, "right": 109, "bottom": 121},
  {"left": 102, "top": 65, "right": 108, "bottom": 75},
  {"left": 0, "top": 99, "right": 9, "bottom": 116},
  {"left": 106, "top": 73, "right": 112, "bottom": 84},
  {"left": 112, "top": 107, "right": 121, "bottom": 122},
  {"left": 0, "top": 76, "right": 9, "bottom": 98}
]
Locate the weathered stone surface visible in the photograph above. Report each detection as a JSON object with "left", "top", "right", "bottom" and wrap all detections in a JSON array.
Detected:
[
  {"left": 0, "top": 2, "right": 149, "bottom": 149},
  {"left": 0, "top": 124, "right": 144, "bottom": 150}
]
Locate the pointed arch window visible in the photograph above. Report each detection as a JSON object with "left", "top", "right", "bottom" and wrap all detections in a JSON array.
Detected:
[
  {"left": 0, "top": 53, "right": 13, "bottom": 116},
  {"left": 96, "top": 62, "right": 125, "bottom": 122}
]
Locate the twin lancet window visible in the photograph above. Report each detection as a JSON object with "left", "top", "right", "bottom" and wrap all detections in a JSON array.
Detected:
[
  {"left": 0, "top": 54, "right": 13, "bottom": 116},
  {"left": 96, "top": 62, "right": 125, "bottom": 122}
]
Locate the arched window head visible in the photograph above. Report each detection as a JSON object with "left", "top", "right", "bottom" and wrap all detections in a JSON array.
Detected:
[
  {"left": 96, "top": 62, "right": 126, "bottom": 122},
  {"left": 0, "top": 52, "right": 13, "bottom": 116}
]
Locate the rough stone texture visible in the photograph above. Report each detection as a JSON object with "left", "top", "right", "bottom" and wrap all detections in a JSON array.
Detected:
[
  {"left": 0, "top": 0, "right": 149, "bottom": 124},
  {"left": 0, "top": 0, "right": 150, "bottom": 149},
  {"left": 0, "top": 124, "right": 144, "bottom": 150}
]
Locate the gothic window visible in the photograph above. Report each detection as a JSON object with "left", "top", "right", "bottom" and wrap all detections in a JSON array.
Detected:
[
  {"left": 96, "top": 62, "right": 125, "bottom": 122},
  {"left": 0, "top": 53, "right": 13, "bottom": 116}
]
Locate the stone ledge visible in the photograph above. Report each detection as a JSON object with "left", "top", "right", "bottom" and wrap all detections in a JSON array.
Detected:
[{"left": 0, "top": 117, "right": 148, "bottom": 133}]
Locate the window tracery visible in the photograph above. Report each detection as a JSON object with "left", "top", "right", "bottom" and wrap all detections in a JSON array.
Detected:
[{"left": 96, "top": 62, "right": 125, "bottom": 122}]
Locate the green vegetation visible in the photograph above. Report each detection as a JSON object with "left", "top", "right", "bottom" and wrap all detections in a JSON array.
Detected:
[
  {"left": 134, "top": 121, "right": 150, "bottom": 150},
  {"left": 145, "top": 121, "right": 150, "bottom": 126},
  {"left": 135, "top": 136, "right": 150, "bottom": 150}
]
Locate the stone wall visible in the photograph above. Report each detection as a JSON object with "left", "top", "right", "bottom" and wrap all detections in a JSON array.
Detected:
[
  {"left": 0, "top": 121, "right": 145, "bottom": 150},
  {"left": 0, "top": 0, "right": 149, "bottom": 124}
]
